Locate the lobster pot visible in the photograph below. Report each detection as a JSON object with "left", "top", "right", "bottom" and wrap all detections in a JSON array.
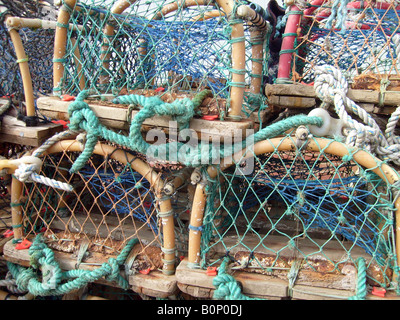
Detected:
[
  {"left": 291, "top": 0, "right": 400, "bottom": 85},
  {"left": 0, "top": 25, "right": 54, "bottom": 97},
  {"left": 54, "top": 0, "right": 268, "bottom": 118},
  {"left": 198, "top": 134, "right": 400, "bottom": 292},
  {"left": 18, "top": 142, "right": 185, "bottom": 274}
]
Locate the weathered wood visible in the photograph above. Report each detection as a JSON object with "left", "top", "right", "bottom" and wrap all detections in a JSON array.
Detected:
[
  {"left": 36, "top": 96, "right": 254, "bottom": 141},
  {"left": 291, "top": 285, "right": 355, "bottom": 300},
  {"left": 291, "top": 285, "right": 400, "bottom": 300},
  {"left": 0, "top": 237, "right": 12, "bottom": 254},
  {"left": 0, "top": 117, "right": 64, "bottom": 147},
  {"left": 204, "top": 233, "right": 388, "bottom": 291},
  {"left": 50, "top": 212, "right": 160, "bottom": 246},
  {"left": 176, "top": 259, "right": 289, "bottom": 299},
  {"left": 3, "top": 240, "right": 177, "bottom": 298},
  {"left": 267, "top": 95, "right": 316, "bottom": 109},
  {"left": 177, "top": 282, "right": 214, "bottom": 299},
  {"left": 129, "top": 272, "right": 178, "bottom": 298},
  {"left": 265, "top": 83, "right": 400, "bottom": 108}
]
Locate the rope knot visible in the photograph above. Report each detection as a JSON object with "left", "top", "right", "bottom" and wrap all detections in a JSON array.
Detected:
[{"left": 12, "top": 156, "right": 43, "bottom": 183}]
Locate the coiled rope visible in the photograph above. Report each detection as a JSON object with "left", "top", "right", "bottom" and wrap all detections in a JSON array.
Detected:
[{"left": 7, "top": 234, "right": 138, "bottom": 296}]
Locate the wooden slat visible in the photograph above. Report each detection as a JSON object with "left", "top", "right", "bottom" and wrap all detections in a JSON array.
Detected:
[
  {"left": 206, "top": 233, "right": 388, "bottom": 291},
  {"left": 265, "top": 83, "right": 400, "bottom": 110},
  {"left": 0, "top": 116, "right": 64, "bottom": 147},
  {"left": 176, "top": 259, "right": 289, "bottom": 299},
  {"left": 267, "top": 95, "right": 316, "bottom": 109},
  {"left": 37, "top": 96, "right": 254, "bottom": 142},
  {"left": 3, "top": 240, "right": 177, "bottom": 298},
  {"left": 291, "top": 285, "right": 355, "bottom": 300}
]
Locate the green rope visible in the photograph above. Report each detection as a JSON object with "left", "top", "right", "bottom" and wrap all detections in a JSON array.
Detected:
[
  {"left": 7, "top": 234, "right": 138, "bottom": 297},
  {"left": 348, "top": 257, "right": 368, "bottom": 300},
  {"left": 67, "top": 90, "right": 323, "bottom": 171},
  {"left": 212, "top": 257, "right": 264, "bottom": 300}
]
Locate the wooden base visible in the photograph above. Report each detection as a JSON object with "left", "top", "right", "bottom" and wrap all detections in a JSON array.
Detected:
[
  {"left": 176, "top": 259, "right": 400, "bottom": 300},
  {"left": 0, "top": 115, "right": 64, "bottom": 147},
  {"left": 37, "top": 96, "right": 254, "bottom": 142},
  {"left": 176, "top": 259, "right": 288, "bottom": 299},
  {"left": 2, "top": 240, "right": 177, "bottom": 298},
  {"left": 265, "top": 83, "right": 400, "bottom": 114}
]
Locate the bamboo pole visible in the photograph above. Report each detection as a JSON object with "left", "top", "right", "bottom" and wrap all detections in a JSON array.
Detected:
[
  {"left": 7, "top": 29, "right": 35, "bottom": 117},
  {"left": 5, "top": 16, "right": 83, "bottom": 32},
  {"left": 236, "top": 5, "right": 269, "bottom": 32},
  {"left": 154, "top": 0, "right": 245, "bottom": 119},
  {"left": 156, "top": 185, "right": 176, "bottom": 275},
  {"left": 53, "top": 0, "right": 77, "bottom": 96},
  {"left": 236, "top": 5, "right": 268, "bottom": 95},
  {"left": 187, "top": 180, "right": 207, "bottom": 266},
  {"left": 216, "top": 1, "right": 245, "bottom": 120},
  {"left": 248, "top": 29, "right": 263, "bottom": 95},
  {"left": 11, "top": 176, "right": 24, "bottom": 243},
  {"left": 163, "top": 167, "right": 193, "bottom": 195}
]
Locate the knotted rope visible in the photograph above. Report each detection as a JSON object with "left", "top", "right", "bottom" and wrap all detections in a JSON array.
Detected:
[
  {"left": 314, "top": 65, "right": 400, "bottom": 165},
  {"left": 67, "top": 90, "right": 323, "bottom": 171},
  {"left": 7, "top": 234, "right": 138, "bottom": 296},
  {"left": 11, "top": 155, "right": 73, "bottom": 192},
  {"left": 212, "top": 257, "right": 263, "bottom": 300}
]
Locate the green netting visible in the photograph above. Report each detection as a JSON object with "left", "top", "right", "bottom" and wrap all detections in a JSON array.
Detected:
[
  {"left": 56, "top": 0, "right": 269, "bottom": 118},
  {"left": 199, "top": 133, "right": 399, "bottom": 293}
]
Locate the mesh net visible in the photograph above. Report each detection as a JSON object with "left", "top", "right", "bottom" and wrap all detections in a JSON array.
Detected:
[
  {"left": 56, "top": 0, "right": 268, "bottom": 118},
  {"left": 0, "top": 1, "right": 55, "bottom": 97},
  {"left": 287, "top": 0, "right": 400, "bottom": 85},
  {"left": 199, "top": 134, "right": 399, "bottom": 290},
  {"left": 19, "top": 143, "right": 190, "bottom": 273}
]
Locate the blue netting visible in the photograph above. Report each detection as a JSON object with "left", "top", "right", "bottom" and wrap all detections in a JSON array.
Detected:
[{"left": 80, "top": 166, "right": 158, "bottom": 232}]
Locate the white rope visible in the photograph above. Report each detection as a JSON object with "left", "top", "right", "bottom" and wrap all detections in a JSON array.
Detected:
[
  {"left": 314, "top": 65, "right": 400, "bottom": 165},
  {"left": 8, "top": 129, "right": 81, "bottom": 192},
  {"left": 11, "top": 156, "right": 73, "bottom": 192}
]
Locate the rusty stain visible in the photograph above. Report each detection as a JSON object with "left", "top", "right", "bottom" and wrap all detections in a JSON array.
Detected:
[{"left": 232, "top": 250, "right": 387, "bottom": 288}]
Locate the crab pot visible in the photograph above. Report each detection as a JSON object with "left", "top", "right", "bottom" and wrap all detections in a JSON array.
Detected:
[
  {"left": 7, "top": 141, "right": 188, "bottom": 279},
  {"left": 49, "top": 0, "right": 270, "bottom": 120},
  {"left": 185, "top": 134, "right": 400, "bottom": 298},
  {"left": 278, "top": 0, "right": 400, "bottom": 86}
]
